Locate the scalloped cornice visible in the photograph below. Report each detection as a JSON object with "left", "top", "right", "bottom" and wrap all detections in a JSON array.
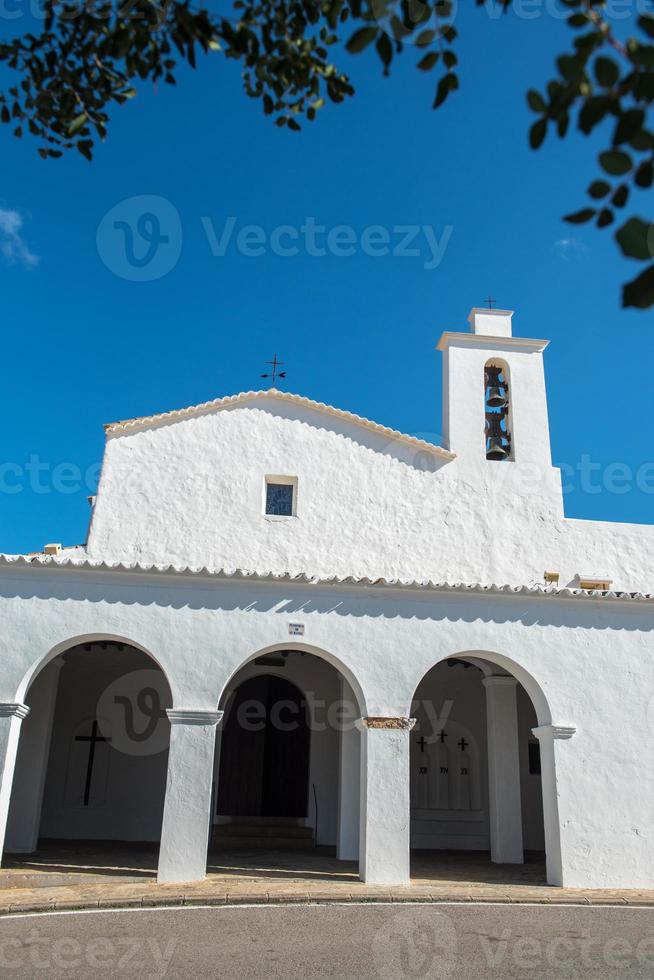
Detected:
[
  {"left": 103, "top": 388, "right": 456, "bottom": 461},
  {"left": 0, "top": 554, "right": 652, "bottom": 604}
]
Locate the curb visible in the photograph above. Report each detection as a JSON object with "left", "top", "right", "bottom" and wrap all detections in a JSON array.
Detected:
[{"left": 2, "top": 893, "right": 654, "bottom": 916}]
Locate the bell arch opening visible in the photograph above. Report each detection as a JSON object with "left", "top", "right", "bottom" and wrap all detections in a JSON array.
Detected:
[
  {"left": 210, "top": 648, "right": 362, "bottom": 873},
  {"left": 409, "top": 653, "right": 556, "bottom": 884},
  {"left": 4, "top": 638, "right": 172, "bottom": 873},
  {"left": 485, "top": 358, "right": 513, "bottom": 461}
]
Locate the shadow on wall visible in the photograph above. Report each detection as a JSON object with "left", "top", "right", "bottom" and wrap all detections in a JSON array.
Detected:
[{"left": 1, "top": 572, "right": 653, "bottom": 634}]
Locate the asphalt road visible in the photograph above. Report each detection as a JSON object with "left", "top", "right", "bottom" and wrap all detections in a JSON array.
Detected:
[{"left": 0, "top": 903, "right": 653, "bottom": 979}]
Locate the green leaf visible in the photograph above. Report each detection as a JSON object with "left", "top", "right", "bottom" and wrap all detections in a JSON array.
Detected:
[
  {"left": 564, "top": 208, "right": 596, "bottom": 223},
  {"left": 432, "top": 72, "right": 458, "bottom": 109},
  {"left": 67, "top": 112, "right": 87, "bottom": 135},
  {"left": 526, "top": 90, "right": 545, "bottom": 113},
  {"left": 346, "top": 26, "right": 378, "bottom": 53},
  {"left": 612, "top": 184, "right": 629, "bottom": 208},
  {"left": 612, "top": 109, "right": 645, "bottom": 146},
  {"left": 529, "top": 118, "right": 547, "bottom": 149},
  {"left": 599, "top": 150, "right": 632, "bottom": 176},
  {"left": 597, "top": 208, "right": 613, "bottom": 228},
  {"left": 622, "top": 264, "right": 654, "bottom": 309},
  {"left": 630, "top": 130, "right": 654, "bottom": 152},
  {"left": 616, "top": 217, "right": 652, "bottom": 260},
  {"left": 638, "top": 15, "right": 654, "bottom": 39},
  {"left": 579, "top": 96, "right": 611, "bottom": 135},
  {"left": 594, "top": 56, "right": 619, "bottom": 87},
  {"left": 77, "top": 139, "right": 93, "bottom": 162},
  {"left": 635, "top": 162, "right": 653, "bottom": 189},
  {"left": 376, "top": 32, "right": 392, "bottom": 71},
  {"left": 418, "top": 51, "right": 439, "bottom": 71},
  {"left": 415, "top": 29, "right": 435, "bottom": 47},
  {"left": 588, "top": 180, "right": 610, "bottom": 199}
]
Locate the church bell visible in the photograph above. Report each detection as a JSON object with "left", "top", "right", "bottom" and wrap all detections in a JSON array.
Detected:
[
  {"left": 486, "top": 386, "right": 508, "bottom": 408},
  {"left": 486, "top": 436, "right": 508, "bottom": 460}
]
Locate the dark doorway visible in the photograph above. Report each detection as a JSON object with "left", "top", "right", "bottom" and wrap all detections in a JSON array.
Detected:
[{"left": 217, "top": 675, "right": 310, "bottom": 818}]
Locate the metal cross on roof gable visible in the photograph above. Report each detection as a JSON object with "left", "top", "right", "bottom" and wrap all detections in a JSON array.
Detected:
[
  {"left": 485, "top": 295, "right": 496, "bottom": 310},
  {"left": 261, "top": 354, "right": 287, "bottom": 387}
]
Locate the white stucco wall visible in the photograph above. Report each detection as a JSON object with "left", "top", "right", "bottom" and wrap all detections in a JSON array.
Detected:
[
  {"left": 83, "top": 394, "right": 653, "bottom": 594},
  {"left": 0, "top": 562, "right": 653, "bottom": 887}
]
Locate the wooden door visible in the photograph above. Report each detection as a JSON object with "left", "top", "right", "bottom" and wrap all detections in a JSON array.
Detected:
[{"left": 217, "top": 675, "right": 310, "bottom": 818}]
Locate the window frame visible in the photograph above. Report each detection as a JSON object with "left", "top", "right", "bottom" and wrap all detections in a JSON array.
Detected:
[{"left": 263, "top": 475, "right": 298, "bottom": 520}]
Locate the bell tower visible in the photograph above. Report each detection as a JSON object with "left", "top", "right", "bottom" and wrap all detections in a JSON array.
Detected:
[{"left": 437, "top": 308, "right": 555, "bottom": 472}]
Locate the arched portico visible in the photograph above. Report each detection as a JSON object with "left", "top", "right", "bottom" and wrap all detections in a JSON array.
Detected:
[
  {"left": 209, "top": 644, "right": 366, "bottom": 875},
  {"left": 1, "top": 634, "right": 174, "bottom": 877},
  {"left": 405, "top": 650, "right": 565, "bottom": 887}
]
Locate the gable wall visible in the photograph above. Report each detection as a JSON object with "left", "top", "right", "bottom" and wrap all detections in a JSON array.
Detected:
[{"left": 85, "top": 400, "right": 654, "bottom": 593}]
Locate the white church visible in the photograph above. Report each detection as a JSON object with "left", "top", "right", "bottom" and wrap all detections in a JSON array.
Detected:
[{"left": 0, "top": 307, "right": 652, "bottom": 889}]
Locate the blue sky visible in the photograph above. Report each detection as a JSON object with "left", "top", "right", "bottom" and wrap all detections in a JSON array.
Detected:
[{"left": 1, "top": 2, "right": 652, "bottom": 554}]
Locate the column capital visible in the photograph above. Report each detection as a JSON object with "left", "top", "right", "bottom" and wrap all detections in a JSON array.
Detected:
[
  {"left": 166, "top": 709, "right": 223, "bottom": 726},
  {"left": 0, "top": 703, "right": 29, "bottom": 720},
  {"left": 360, "top": 717, "right": 416, "bottom": 730},
  {"left": 532, "top": 724, "right": 576, "bottom": 741},
  {"left": 482, "top": 676, "right": 518, "bottom": 689}
]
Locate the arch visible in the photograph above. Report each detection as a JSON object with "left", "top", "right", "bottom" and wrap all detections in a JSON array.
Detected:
[
  {"left": 5, "top": 634, "right": 174, "bottom": 866},
  {"left": 406, "top": 649, "right": 552, "bottom": 726},
  {"left": 407, "top": 648, "right": 560, "bottom": 886},
  {"left": 15, "top": 632, "right": 176, "bottom": 705},
  {"left": 212, "top": 642, "right": 363, "bottom": 866},
  {"left": 217, "top": 641, "right": 368, "bottom": 718},
  {"left": 484, "top": 357, "right": 513, "bottom": 461},
  {"left": 217, "top": 673, "right": 311, "bottom": 818}
]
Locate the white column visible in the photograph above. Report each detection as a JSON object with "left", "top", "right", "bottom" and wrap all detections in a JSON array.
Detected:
[
  {"left": 337, "top": 678, "right": 360, "bottom": 861},
  {"left": 5, "top": 661, "right": 63, "bottom": 853},
  {"left": 483, "top": 676, "right": 523, "bottom": 864},
  {"left": 532, "top": 724, "right": 575, "bottom": 886},
  {"left": 359, "top": 717, "right": 414, "bottom": 885},
  {"left": 157, "top": 709, "right": 222, "bottom": 884},
  {"left": 0, "top": 703, "right": 30, "bottom": 866}
]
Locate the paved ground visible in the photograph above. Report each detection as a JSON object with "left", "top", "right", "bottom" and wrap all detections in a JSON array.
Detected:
[
  {"left": 1, "top": 904, "right": 654, "bottom": 978},
  {"left": 1, "top": 843, "right": 653, "bottom": 914}
]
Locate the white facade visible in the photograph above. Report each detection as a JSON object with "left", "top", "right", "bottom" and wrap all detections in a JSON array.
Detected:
[{"left": 0, "top": 307, "right": 652, "bottom": 889}]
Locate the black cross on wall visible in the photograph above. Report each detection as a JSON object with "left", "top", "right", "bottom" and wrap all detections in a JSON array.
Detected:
[
  {"left": 75, "top": 720, "right": 111, "bottom": 806},
  {"left": 416, "top": 736, "right": 427, "bottom": 753},
  {"left": 458, "top": 738, "right": 469, "bottom": 751}
]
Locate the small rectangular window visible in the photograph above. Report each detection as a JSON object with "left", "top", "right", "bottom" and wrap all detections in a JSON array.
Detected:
[{"left": 265, "top": 480, "right": 295, "bottom": 517}]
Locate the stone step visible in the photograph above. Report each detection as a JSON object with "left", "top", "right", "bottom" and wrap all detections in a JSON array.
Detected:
[
  {"left": 219, "top": 815, "right": 306, "bottom": 828},
  {"left": 217, "top": 823, "right": 313, "bottom": 840},
  {"left": 211, "top": 834, "right": 314, "bottom": 850}
]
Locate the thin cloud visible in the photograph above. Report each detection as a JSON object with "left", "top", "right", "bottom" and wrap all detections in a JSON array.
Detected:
[
  {"left": 554, "top": 237, "right": 587, "bottom": 262},
  {"left": 0, "top": 208, "right": 38, "bottom": 268}
]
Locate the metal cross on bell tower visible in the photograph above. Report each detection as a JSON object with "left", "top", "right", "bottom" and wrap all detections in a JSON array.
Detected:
[
  {"left": 485, "top": 295, "right": 496, "bottom": 310},
  {"left": 261, "top": 354, "right": 287, "bottom": 387}
]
